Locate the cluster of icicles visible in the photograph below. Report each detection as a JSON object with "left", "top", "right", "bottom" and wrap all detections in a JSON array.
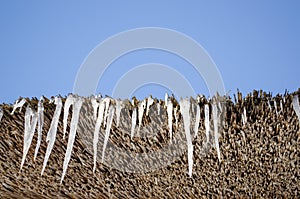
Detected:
[{"left": 1, "top": 94, "right": 300, "bottom": 183}]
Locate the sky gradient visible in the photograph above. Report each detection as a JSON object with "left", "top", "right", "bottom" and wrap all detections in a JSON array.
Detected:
[{"left": 1, "top": 1, "right": 300, "bottom": 103}]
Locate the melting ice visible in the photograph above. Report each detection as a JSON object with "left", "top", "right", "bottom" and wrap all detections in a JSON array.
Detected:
[
  {"left": 212, "top": 103, "right": 221, "bottom": 161},
  {"left": 204, "top": 104, "right": 210, "bottom": 143},
  {"left": 61, "top": 97, "right": 84, "bottom": 183},
  {"left": 20, "top": 106, "right": 38, "bottom": 170},
  {"left": 179, "top": 98, "right": 193, "bottom": 177},
  {"left": 11, "top": 98, "right": 26, "bottom": 115},
  {"left": 292, "top": 95, "right": 300, "bottom": 124},
  {"left": 34, "top": 97, "right": 44, "bottom": 161},
  {"left": 41, "top": 97, "right": 62, "bottom": 175},
  {"left": 101, "top": 105, "right": 115, "bottom": 163}
]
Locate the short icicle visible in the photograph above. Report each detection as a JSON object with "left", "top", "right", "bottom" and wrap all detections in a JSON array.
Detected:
[
  {"left": 138, "top": 99, "right": 146, "bottom": 130},
  {"left": 167, "top": 99, "right": 173, "bottom": 142},
  {"left": 20, "top": 106, "right": 38, "bottom": 170},
  {"left": 61, "top": 97, "right": 84, "bottom": 183},
  {"left": 11, "top": 98, "right": 26, "bottom": 115},
  {"left": 115, "top": 99, "right": 123, "bottom": 127},
  {"left": 179, "top": 98, "right": 193, "bottom": 177},
  {"left": 212, "top": 103, "right": 221, "bottom": 161},
  {"left": 131, "top": 108, "right": 137, "bottom": 139},
  {"left": 204, "top": 104, "right": 210, "bottom": 143},
  {"left": 34, "top": 97, "right": 44, "bottom": 161},
  {"left": 292, "top": 95, "right": 300, "bottom": 124},
  {"left": 194, "top": 104, "right": 200, "bottom": 138},
  {"left": 41, "top": 97, "right": 63, "bottom": 175},
  {"left": 91, "top": 96, "right": 99, "bottom": 120},
  {"left": 146, "top": 96, "right": 154, "bottom": 116},
  {"left": 101, "top": 105, "right": 115, "bottom": 163},
  {"left": 93, "top": 99, "right": 106, "bottom": 172}
]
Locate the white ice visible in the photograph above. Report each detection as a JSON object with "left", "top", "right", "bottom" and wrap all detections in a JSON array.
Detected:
[
  {"left": 61, "top": 97, "right": 84, "bottom": 183},
  {"left": 212, "top": 104, "right": 221, "bottom": 161},
  {"left": 292, "top": 95, "right": 300, "bottom": 124},
  {"left": 101, "top": 105, "right": 115, "bottom": 163},
  {"left": 179, "top": 98, "right": 193, "bottom": 177},
  {"left": 115, "top": 99, "right": 123, "bottom": 127},
  {"left": 146, "top": 96, "right": 154, "bottom": 116},
  {"left": 174, "top": 106, "right": 178, "bottom": 128},
  {"left": 204, "top": 104, "right": 210, "bottom": 143},
  {"left": 131, "top": 108, "right": 137, "bottom": 139},
  {"left": 91, "top": 96, "right": 99, "bottom": 120},
  {"left": 242, "top": 107, "right": 247, "bottom": 126},
  {"left": 167, "top": 99, "right": 173, "bottom": 142},
  {"left": 20, "top": 106, "right": 38, "bottom": 170},
  {"left": 194, "top": 104, "right": 200, "bottom": 138},
  {"left": 41, "top": 97, "right": 62, "bottom": 175},
  {"left": 34, "top": 97, "right": 44, "bottom": 161},
  {"left": 93, "top": 99, "right": 106, "bottom": 172},
  {"left": 102, "top": 98, "right": 111, "bottom": 127},
  {"left": 63, "top": 94, "right": 74, "bottom": 139},
  {"left": 274, "top": 101, "right": 278, "bottom": 116},
  {"left": 138, "top": 99, "right": 146, "bottom": 129},
  {"left": 157, "top": 103, "right": 161, "bottom": 115},
  {"left": 11, "top": 98, "right": 26, "bottom": 115}
]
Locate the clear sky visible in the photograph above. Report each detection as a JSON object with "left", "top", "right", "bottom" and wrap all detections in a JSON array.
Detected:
[{"left": 1, "top": 1, "right": 299, "bottom": 103}]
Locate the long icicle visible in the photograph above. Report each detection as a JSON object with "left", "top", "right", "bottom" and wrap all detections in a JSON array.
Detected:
[
  {"left": 34, "top": 97, "right": 44, "bottom": 161},
  {"left": 93, "top": 99, "right": 105, "bottom": 172},
  {"left": 212, "top": 103, "right": 221, "bottom": 161},
  {"left": 61, "top": 97, "right": 84, "bottom": 183},
  {"left": 20, "top": 106, "right": 38, "bottom": 170},
  {"left": 179, "top": 98, "right": 193, "bottom": 177},
  {"left": 101, "top": 105, "right": 115, "bottom": 163},
  {"left": 41, "top": 97, "right": 62, "bottom": 175}
]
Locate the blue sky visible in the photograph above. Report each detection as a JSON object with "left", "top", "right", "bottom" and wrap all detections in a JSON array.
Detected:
[{"left": 0, "top": 1, "right": 299, "bottom": 103}]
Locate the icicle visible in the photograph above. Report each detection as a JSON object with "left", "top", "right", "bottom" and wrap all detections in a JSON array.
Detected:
[
  {"left": 164, "top": 93, "right": 168, "bottom": 107},
  {"left": 61, "top": 97, "right": 84, "bottom": 183},
  {"left": 179, "top": 98, "right": 193, "bottom": 177},
  {"left": 138, "top": 99, "right": 146, "bottom": 129},
  {"left": 11, "top": 98, "right": 26, "bottom": 115},
  {"left": 292, "top": 95, "right": 300, "bottom": 124},
  {"left": 146, "top": 96, "right": 154, "bottom": 116},
  {"left": 91, "top": 96, "right": 99, "bottom": 120},
  {"left": 157, "top": 103, "right": 161, "bottom": 115},
  {"left": 194, "top": 104, "right": 200, "bottom": 138},
  {"left": 63, "top": 95, "right": 75, "bottom": 139},
  {"left": 20, "top": 106, "right": 38, "bottom": 170},
  {"left": 102, "top": 98, "right": 111, "bottom": 127},
  {"left": 280, "top": 100, "right": 283, "bottom": 113},
  {"left": 41, "top": 97, "right": 62, "bottom": 175},
  {"left": 131, "top": 108, "right": 137, "bottom": 139},
  {"left": 212, "top": 103, "right": 221, "bottom": 161},
  {"left": 101, "top": 105, "right": 115, "bottom": 163},
  {"left": 93, "top": 99, "right": 106, "bottom": 172},
  {"left": 0, "top": 108, "right": 3, "bottom": 123},
  {"left": 242, "top": 107, "right": 247, "bottom": 126},
  {"left": 167, "top": 99, "right": 173, "bottom": 142},
  {"left": 115, "top": 99, "right": 123, "bottom": 127},
  {"left": 174, "top": 106, "right": 178, "bottom": 128},
  {"left": 274, "top": 100, "right": 278, "bottom": 116},
  {"left": 204, "top": 104, "right": 210, "bottom": 143},
  {"left": 34, "top": 97, "right": 44, "bottom": 161}
]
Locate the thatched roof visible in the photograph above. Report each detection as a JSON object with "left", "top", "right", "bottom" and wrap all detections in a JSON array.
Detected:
[{"left": 0, "top": 90, "right": 299, "bottom": 198}]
